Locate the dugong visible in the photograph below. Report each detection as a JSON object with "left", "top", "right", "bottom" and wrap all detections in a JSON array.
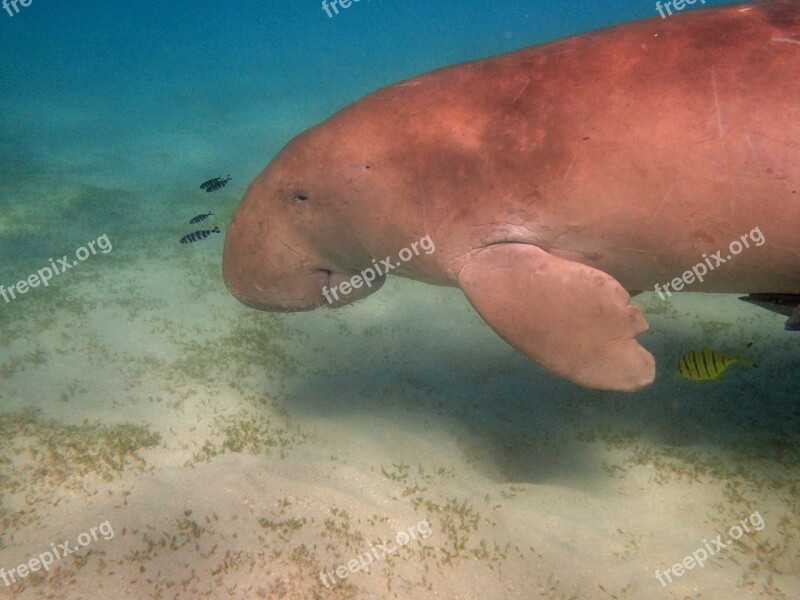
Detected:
[{"left": 223, "top": 1, "right": 800, "bottom": 392}]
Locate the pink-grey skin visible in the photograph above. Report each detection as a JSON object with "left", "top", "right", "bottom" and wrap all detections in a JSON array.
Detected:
[{"left": 223, "top": 1, "right": 800, "bottom": 392}]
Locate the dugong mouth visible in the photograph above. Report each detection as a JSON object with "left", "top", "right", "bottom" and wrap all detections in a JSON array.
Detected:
[
  {"left": 318, "top": 268, "right": 386, "bottom": 308},
  {"left": 224, "top": 270, "right": 330, "bottom": 312},
  {"left": 223, "top": 264, "right": 385, "bottom": 313}
]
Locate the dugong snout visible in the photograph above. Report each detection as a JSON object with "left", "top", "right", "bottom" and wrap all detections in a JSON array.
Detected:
[
  {"left": 223, "top": 233, "right": 382, "bottom": 311},
  {"left": 222, "top": 227, "right": 326, "bottom": 312},
  {"left": 222, "top": 176, "right": 385, "bottom": 312}
]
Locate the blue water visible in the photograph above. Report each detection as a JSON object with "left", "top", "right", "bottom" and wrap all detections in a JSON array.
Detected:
[
  {"left": 0, "top": 0, "right": 734, "bottom": 259},
  {"left": 1, "top": 1, "right": 797, "bottom": 599}
]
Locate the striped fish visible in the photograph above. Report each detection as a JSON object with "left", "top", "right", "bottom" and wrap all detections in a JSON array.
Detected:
[
  {"left": 189, "top": 211, "right": 213, "bottom": 224},
  {"left": 677, "top": 346, "right": 755, "bottom": 381},
  {"left": 200, "top": 175, "right": 231, "bottom": 192},
  {"left": 180, "top": 226, "right": 220, "bottom": 245}
]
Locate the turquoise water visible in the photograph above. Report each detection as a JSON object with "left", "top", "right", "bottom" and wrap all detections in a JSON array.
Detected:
[{"left": 1, "top": 1, "right": 798, "bottom": 599}]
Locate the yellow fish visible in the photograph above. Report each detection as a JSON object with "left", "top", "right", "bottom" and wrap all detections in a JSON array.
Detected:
[{"left": 677, "top": 347, "right": 755, "bottom": 381}]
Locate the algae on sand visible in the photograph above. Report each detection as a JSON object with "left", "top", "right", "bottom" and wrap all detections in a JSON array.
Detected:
[{"left": 0, "top": 407, "right": 161, "bottom": 547}]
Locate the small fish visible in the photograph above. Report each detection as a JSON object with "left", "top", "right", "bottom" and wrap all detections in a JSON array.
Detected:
[
  {"left": 200, "top": 175, "right": 231, "bottom": 192},
  {"left": 189, "top": 211, "right": 214, "bottom": 224},
  {"left": 677, "top": 345, "right": 755, "bottom": 381},
  {"left": 180, "top": 226, "right": 221, "bottom": 245}
]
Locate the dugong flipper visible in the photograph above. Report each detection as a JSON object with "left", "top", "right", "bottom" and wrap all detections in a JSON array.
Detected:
[{"left": 459, "top": 244, "right": 654, "bottom": 390}]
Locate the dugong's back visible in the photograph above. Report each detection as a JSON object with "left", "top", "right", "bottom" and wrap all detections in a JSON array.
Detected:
[{"left": 329, "top": 0, "right": 800, "bottom": 292}]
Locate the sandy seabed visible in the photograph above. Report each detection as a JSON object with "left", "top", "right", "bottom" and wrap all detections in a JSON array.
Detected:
[{"left": 0, "top": 219, "right": 798, "bottom": 600}]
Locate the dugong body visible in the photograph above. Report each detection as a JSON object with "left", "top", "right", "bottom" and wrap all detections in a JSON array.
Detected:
[{"left": 223, "top": 1, "right": 800, "bottom": 391}]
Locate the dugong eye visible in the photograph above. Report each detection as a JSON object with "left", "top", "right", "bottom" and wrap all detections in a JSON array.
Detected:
[{"left": 293, "top": 193, "right": 309, "bottom": 203}]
